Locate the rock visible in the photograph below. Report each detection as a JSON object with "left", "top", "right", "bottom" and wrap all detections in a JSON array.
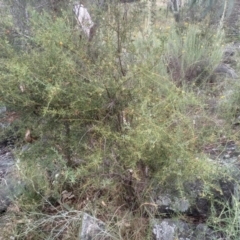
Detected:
[
  {"left": 223, "top": 42, "right": 240, "bottom": 58},
  {"left": 194, "top": 197, "right": 210, "bottom": 217},
  {"left": 153, "top": 180, "right": 205, "bottom": 218},
  {"left": 0, "top": 179, "right": 24, "bottom": 214},
  {"left": 152, "top": 219, "right": 176, "bottom": 240},
  {"left": 79, "top": 213, "right": 111, "bottom": 240},
  {"left": 173, "top": 198, "right": 190, "bottom": 213},
  {"left": 214, "top": 63, "right": 238, "bottom": 79},
  {"left": 156, "top": 195, "right": 172, "bottom": 206},
  {"left": 0, "top": 147, "right": 23, "bottom": 214},
  {"left": 156, "top": 195, "right": 190, "bottom": 215},
  {"left": 0, "top": 116, "right": 16, "bottom": 213},
  {"left": 213, "top": 42, "right": 240, "bottom": 79},
  {"left": 0, "top": 106, "right": 7, "bottom": 129},
  {"left": 152, "top": 219, "right": 221, "bottom": 240},
  {"left": 222, "top": 42, "right": 240, "bottom": 66},
  {"left": 154, "top": 170, "right": 239, "bottom": 223},
  {"left": 0, "top": 189, "right": 11, "bottom": 213},
  {"left": 184, "top": 177, "right": 236, "bottom": 218},
  {"left": 154, "top": 179, "right": 211, "bottom": 218},
  {"left": 0, "top": 106, "right": 6, "bottom": 115},
  {"left": 193, "top": 223, "right": 223, "bottom": 240}
]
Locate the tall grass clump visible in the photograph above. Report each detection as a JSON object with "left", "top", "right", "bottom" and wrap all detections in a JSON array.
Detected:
[
  {"left": 208, "top": 192, "right": 240, "bottom": 239},
  {"left": 164, "top": 23, "right": 223, "bottom": 88}
]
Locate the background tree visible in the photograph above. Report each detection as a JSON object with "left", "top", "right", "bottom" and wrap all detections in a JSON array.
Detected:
[{"left": 169, "top": 0, "right": 238, "bottom": 39}]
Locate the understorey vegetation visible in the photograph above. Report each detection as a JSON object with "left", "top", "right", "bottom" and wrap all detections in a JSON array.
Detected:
[{"left": 0, "top": 0, "right": 240, "bottom": 239}]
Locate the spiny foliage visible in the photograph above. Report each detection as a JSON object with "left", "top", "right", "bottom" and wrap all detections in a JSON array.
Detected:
[{"left": 0, "top": 2, "right": 234, "bottom": 239}]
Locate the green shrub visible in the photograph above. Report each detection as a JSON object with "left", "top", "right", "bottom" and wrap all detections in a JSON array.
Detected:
[
  {"left": 0, "top": 3, "right": 232, "bottom": 239},
  {"left": 219, "top": 80, "right": 240, "bottom": 125},
  {"left": 164, "top": 23, "right": 223, "bottom": 87}
]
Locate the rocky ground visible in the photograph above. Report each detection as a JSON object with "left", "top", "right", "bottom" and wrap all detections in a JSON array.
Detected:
[{"left": 0, "top": 113, "right": 240, "bottom": 239}]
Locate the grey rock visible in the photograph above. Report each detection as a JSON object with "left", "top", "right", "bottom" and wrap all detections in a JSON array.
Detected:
[
  {"left": 194, "top": 197, "right": 210, "bottom": 217},
  {"left": 214, "top": 63, "right": 238, "bottom": 79},
  {"left": 155, "top": 170, "right": 240, "bottom": 221},
  {"left": 224, "top": 42, "right": 240, "bottom": 57},
  {"left": 0, "top": 189, "right": 11, "bottom": 213},
  {"left": 193, "top": 223, "right": 220, "bottom": 240},
  {"left": 152, "top": 219, "right": 192, "bottom": 240},
  {"left": 223, "top": 154, "right": 230, "bottom": 159},
  {"left": 172, "top": 198, "right": 190, "bottom": 213},
  {"left": 0, "top": 179, "right": 24, "bottom": 213},
  {"left": 224, "top": 46, "right": 235, "bottom": 58},
  {"left": 156, "top": 195, "right": 172, "bottom": 206},
  {"left": 0, "top": 106, "right": 7, "bottom": 129},
  {"left": 0, "top": 147, "right": 23, "bottom": 214},
  {"left": 0, "top": 106, "right": 6, "bottom": 115},
  {"left": 0, "top": 151, "right": 14, "bottom": 170},
  {"left": 79, "top": 213, "right": 111, "bottom": 240},
  {"left": 156, "top": 195, "right": 190, "bottom": 214},
  {"left": 152, "top": 219, "right": 221, "bottom": 240},
  {"left": 152, "top": 219, "right": 175, "bottom": 240},
  {"left": 183, "top": 179, "right": 207, "bottom": 216}
]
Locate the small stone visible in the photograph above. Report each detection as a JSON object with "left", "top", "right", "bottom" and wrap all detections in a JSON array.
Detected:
[
  {"left": 79, "top": 213, "right": 110, "bottom": 240},
  {"left": 0, "top": 106, "right": 6, "bottom": 115},
  {"left": 223, "top": 154, "right": 230, "bottom": 159}
]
